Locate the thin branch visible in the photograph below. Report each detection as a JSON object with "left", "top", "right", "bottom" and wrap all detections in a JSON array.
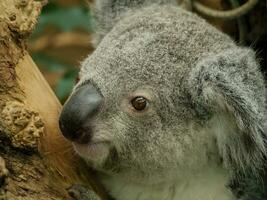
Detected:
[
  {"left": 229, "top": 0, "right": 247, "bottom": 45},
  {"left": 193, "top": 0, "right": 258, "bottom": 20}
]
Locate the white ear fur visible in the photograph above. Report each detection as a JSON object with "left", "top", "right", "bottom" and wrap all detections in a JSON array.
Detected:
[{"left": 187, "top": 48, "right": 267, "bottom": 176}]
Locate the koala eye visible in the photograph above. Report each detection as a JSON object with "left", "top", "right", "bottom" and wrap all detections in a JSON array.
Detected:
[{"left": 131, "top": 96, "right": 148, "bottom": 111}]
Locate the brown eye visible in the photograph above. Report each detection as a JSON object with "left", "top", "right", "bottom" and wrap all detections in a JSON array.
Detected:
[{"left": 131, "top": 96, "right": 148, "bottom": 111}]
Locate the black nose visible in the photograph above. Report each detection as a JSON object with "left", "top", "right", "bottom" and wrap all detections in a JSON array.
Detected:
[{"left": 59, "top": 83, "right": 103, "bottom": 142}]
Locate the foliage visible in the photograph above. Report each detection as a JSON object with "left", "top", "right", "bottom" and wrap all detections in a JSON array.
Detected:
[{"left": 31, "top": 0, "right": 93, "bottom": 102}]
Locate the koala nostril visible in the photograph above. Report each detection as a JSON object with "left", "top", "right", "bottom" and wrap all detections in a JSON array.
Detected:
[
  {"left": 59, "top": 119, "right": 81, "bottom": 141},
  {"left": 59, "top": 83, "right": 103, "bottom": 142}
]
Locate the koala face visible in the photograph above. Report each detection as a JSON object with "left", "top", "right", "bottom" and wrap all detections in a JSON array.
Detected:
[
  {"left": 59, "top": 5, "right": 267, "bottom": 187},
  {"left": 70, "top": 32, "right": 211, "bottom": 182}
]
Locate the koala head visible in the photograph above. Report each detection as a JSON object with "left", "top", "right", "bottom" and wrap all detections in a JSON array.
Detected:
[{"left": 59, "top": 1, "right": 267, "bottom": 185}]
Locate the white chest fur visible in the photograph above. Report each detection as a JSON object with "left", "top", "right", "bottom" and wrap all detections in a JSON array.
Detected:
[{"left": 100, "top": 166, "right": 235, "bottom": 200}]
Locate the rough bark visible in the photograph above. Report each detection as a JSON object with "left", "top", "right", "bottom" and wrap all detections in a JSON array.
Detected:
[{"left": 0, "top": 0, "right": 108, "bottom": 199}]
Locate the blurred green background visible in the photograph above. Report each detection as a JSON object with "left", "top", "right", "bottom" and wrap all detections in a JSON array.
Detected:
[{"left": 29, "top": 0, "right": 94, "bottom": 103}]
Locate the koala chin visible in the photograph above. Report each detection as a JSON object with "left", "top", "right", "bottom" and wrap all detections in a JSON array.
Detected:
[{"left": 59, "top": 0, "right": 267, "bottom": 200}]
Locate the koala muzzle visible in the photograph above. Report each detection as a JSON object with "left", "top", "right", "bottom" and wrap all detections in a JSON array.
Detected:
[{"left": 59, "top": 84, "right": 103, "bottom": 143}]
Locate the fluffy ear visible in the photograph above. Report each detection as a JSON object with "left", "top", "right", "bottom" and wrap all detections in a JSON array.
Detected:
[
  {"left": 91, "top": 0, "right": 178, "bottom": 46},
  {"left": 187, "top": 48, "right": 267, "bottom": 175}
]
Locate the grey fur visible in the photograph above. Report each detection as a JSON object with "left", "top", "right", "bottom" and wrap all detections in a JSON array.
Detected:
[
  {"left": 187, "top": 48, "right": 266, "bottom": 175},
  {"left": 91, "top": 0, "right": 178, "bottom": 45},
  {"left": 65, "top": 0, "right": 267, "bottom": 199},
  {"left": 68, "top": 184, "right": 101, "bottom": 200}
]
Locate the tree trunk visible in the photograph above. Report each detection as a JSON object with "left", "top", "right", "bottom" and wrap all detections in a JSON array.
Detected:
[{"left": 0, "top": 0, "right": 107, "bottom": 199}]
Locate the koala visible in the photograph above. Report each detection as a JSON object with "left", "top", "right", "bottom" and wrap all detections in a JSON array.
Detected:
[{"left": 59, "top": 0, "right": 267, "bottom": 200}]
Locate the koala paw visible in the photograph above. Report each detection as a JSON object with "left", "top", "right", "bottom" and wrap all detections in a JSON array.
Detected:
[{"left": 68, "top": 184, "right": 101, "bottom": 200}]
